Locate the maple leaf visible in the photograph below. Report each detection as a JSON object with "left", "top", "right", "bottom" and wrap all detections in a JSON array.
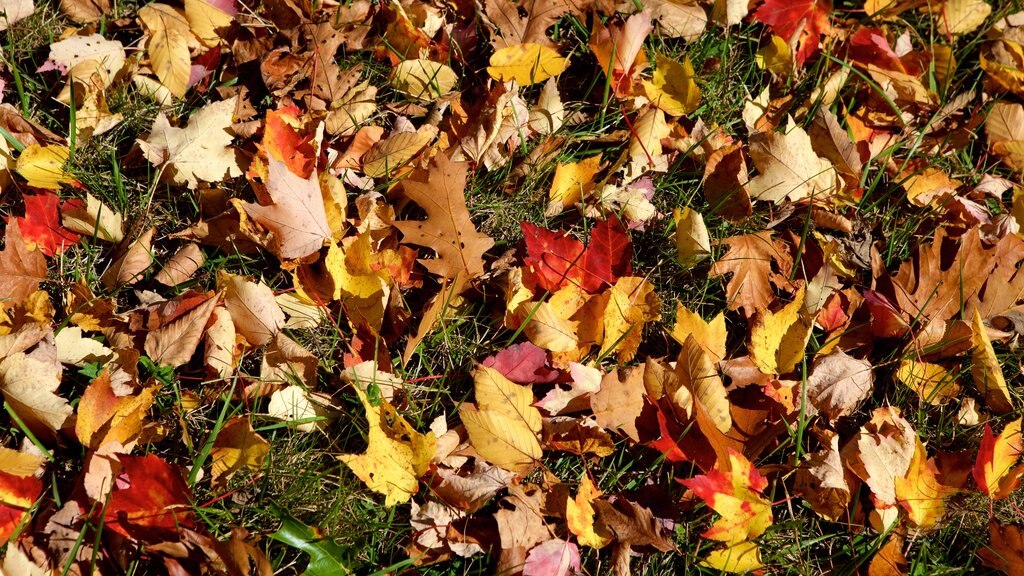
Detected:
[
  {"left": 747, "top": 118, "right": 839, "bottom": 203},
  {"left": 8, "top": 193, "right": 80, "bottom": 256},
  {"left": 566, "top": 475, "right": 612, "bottom": 549},
  {"left": 0, "top": 340, "right": 73, "bottom": 440},
  {"left": 460, "top": 366, "right": 543, "bottom": 475},
  {"left": 138, "top": 97, "right": 242, "bottom": 190},
  {"left": 523, "top": 540, "right": 581, "bottom": 576},
  {"left": 488, "top": 43, "right": 568, "bottom": 86},
  {"left": 709, "top": 231, "right": 793, "bottom": 318},
  {"left": 485, "top": 0, "right": 583, "bottom": 49},
  {"left": 238, "top": 155, "right": 332, "bottom": 260},
  {"left": 841, "top": 407, "right": 916, "bottom": 508},
  {"left": 0, "top": 468, "right": 41, "bottom": 545},
  {"left": 601, "top": 276, "right": 662, "bottom": 362},
  {"left": 392, "top": 155, "right": 495, "bottom": 292},
  {"left": 521, "top": 222, "right": 586, "bottom": 293},
  {"left": 980, "top": 522, "right": 1024, "bottom": 575},
  {"left": 0, "top": 221, "right": 48, "bottom": 310},
  {"left": 973, "top": 418, "right": 1024, "bottom": 500},
  {"left": 680, "top": 448, "right": 773, "bottom": 545},
  {"left": 748, "top": 286, "right": 813, "bottom": 375},
  {"left": 895, "top": 438, "right": 961, "bottom": 530},
  {"left": 75, "top": 370, "right": 157, "bottom": 449},
  {"left": 102, "top": 454, "right": 198, "bottom": 541},
  {"left": 263, "top": 104, "right": 317, "bottom": 179},
  {"left": 753, "top": 0, "right": 832, "bottom": 67},
  {"left": 338, "top": 385, "right": 435, "bottom": 506}
]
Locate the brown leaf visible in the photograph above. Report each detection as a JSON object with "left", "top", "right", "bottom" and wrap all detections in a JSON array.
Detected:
[
  {"left": 144, "top": 291, "right": 219, "bottom": 368},
  {"left": 392, "top": 155, "right": 494, "bottom": 292},
  {"left": 805, "top": 350, "right": 874, "bottom": 422},
  {"left": 980, "top": 521, "right": 1024, "bottom": 575},
  {"left": 219, "top": 272, "right": 285, "bottom": 347},
  {"left": 591, "top": 365, "right": 645, "bottom": 442},
  {"left": 0, "top": 221, "right": 47, "bottom": 310},
  {"left": 709, "top": 231, "right": 793, "bottom": 317},
  {"left": 494, "top": 484, "right": 552, "bottom": 573},
  {"left": 795, "top": 435, "right": 850, "bottom": 521},
  {"left": 155, "top": 243, "right": 205, "bottom": 286},
  {"left": 59, "top": 0, "right": 109, "bottom": 21},
  {"left": 100, "top": 227, "right": 155, "bottom": 290}
]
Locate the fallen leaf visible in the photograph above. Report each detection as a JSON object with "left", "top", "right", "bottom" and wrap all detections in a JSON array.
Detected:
[
  {"left": 102, "top": 454, "right": 197, "bottom": 540},
  {"left": 75, "top": 370, "right": 157, "bottom": 449},
  {"left": 60, "top": 192, "right": 124, "bottom": 243},
  {"left": 0, "top": 343, "right": 73, "bottom": 439},
  {"left": 937, "top": 0, "right": 991, "bottom": 35},
  {"left": 670, "top": 303, "right": 727, "bottom": 362},
  {"left": 137, "top": 3, "right": 192, "bottom": 97},
  {"left": 805, "top": 349, "right": 874, "bottom": 422},
  {"left": 361, "top": 125, "right": 436, "bottom": 178},
  {"left": 391, "top": 58, "right": 458, "bottom": 102},
  {"left": 138, "top": 97, "right": 242, "bottom": 190},
  {"left": 154, "top": 243, "right": 205, "bottom": 286},
  {"left": 709, "top": 231, "right": 792, "bottom": 317},
  {"left": 0, "top": 468, "right": 41, "bottom": 545},
  {"left": 748, "top": 118, "right": 839, "bottom": 203},
  {"left": 676, "top": 335, "right": 731, "bottom": 433},
  {"left": 753, "top": 0, "right": 831, "bottom": 67},
  {"left": 680, "top": 448, "right": 773, "bottom": 545},
  {"left": 488, "top": 43, "right": 568, "bottom": 86},
  {"left": 0, "top": 0, "right": 33, "bottom": 31},
  {"left": 592, "top": 365, "right": 645, "bottom": 442},
  {"left": 144, "top": 291, "right": 219, "bottom": 367},
  {"left": 16, "top": 144, "right": 76, "bottom": 190},
  {"left": 971, "top": 308, "right": 1013, "bottom": 413},
  {"left": 601, "top": 276, "right": 662, "bottom": 362},
  {"left": 674, "top": 207, "right": 711, "bottom": 268},
  {"left": 566, "top": 475, "right": 612, "bottom": 549},
  {"left": 9, "top": 193, "right": 80, "bottom": 256},
  {"left": 100, "top": 227, "right": 155, "bottom": 290},
  {"left": 749, "top": 287, "right": 813, "bottom": 375},
  {"left": 895, "top": 438, "right": 960, "bottom": 530},
  {"left": 841, "top": 407, "right": 916, "bottom": 508},
  {"left": 546, "top": 155, "right": 602, "bottom": 216},
  {"left": 523, "top": 539, "right": 581, "bottom": 576},
  {"left": 459, "top": 366, "right": 543, "bottom": 475},
  {"left": 219, "top": 272, "right": 285, "bottom": 347},
  {"left": 895, "top": 360, "right": 961, "bottom": 405},
  {"left": 980, "top": 521, "right": 1024, "bottom": 575},
  {"left": 211, "top": 416, "right": 269, "bottom": 485},
  {"left": 795, "top": 435, "right": 850, "bottom": 521},
  {"left": 973, "top": 418, "right": 1024, "bottom": 500},
  {"left": 392, "top": 155, "right": 495, "bottom": 292},
  {"left": 0, "top": 221, "right": 48, "bottom": 310},
  {"left": 643, "top": 54, "right": 701, "bottom": 116}
]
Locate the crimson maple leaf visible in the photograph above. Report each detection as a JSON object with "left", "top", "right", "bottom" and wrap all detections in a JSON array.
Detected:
[
  {"left": 754, "top": 0, "right": 832, "bottom": 67},
  {"left": 8, "top": 192, "right": 81, "bottom": 256}
]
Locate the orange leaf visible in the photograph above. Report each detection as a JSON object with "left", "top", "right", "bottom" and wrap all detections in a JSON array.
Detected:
[
  {"left": 973, "top": 418, "right": 1024, "bottom": 500},
  {"left": 679, "top": 449, "right": 772, "bottom": 545}
]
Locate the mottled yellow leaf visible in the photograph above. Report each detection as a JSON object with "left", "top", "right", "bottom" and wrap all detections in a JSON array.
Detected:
[
  {"left": 670, "top": 303, "right": 727, "bottom": 363},
  {"left": 749, "top": 286, "right": 812, "bottom": 375},
  {"left": 459, "top": 366, "right": 542, "bottom": 474},
  {"left": 546, "top": 155, "right": 601, "bottom": 216},
  {"left": 391, "top": 58, "right": 458, "bottom": 102},
  {"left": 566, "top": 475, "right": 612, "bottom": 549},
  {"left": 895, "top": 360, "right": 961, "bottom": 405},
  {"left": 642, "top": 54, "right": 701, "bottom": 116},
  {"left": 16, "top": 145, "right": 75, "bottom": 190}
]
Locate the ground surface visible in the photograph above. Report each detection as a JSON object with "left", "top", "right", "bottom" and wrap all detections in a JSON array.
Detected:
[{"left": 2, "top": 0, "right": 1024, "bottom": 575}]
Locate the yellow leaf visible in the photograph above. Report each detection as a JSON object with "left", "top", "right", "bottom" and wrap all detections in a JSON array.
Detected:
[
  {"left": 700, "top": 541, "right": 764, "bottom": 573},
  {"left": 16, "top": 145, "right": 76, "bottom": 190},
  {"left": 986, "top": 101, "right": 1024, "bottom": 171},
  {"left": 895, "top": 360, "right": 961, "bottom": 405},
  {"left": 546, "top": 155, "right": 602, "bottom": 216},
  {"left": 756, "top": 34, "right": 791, "bottom": 77},
  {"left": 670, "top": 303, "right": 727, "bottom": 363},
  {"left": 981, "top": 40, "right": 1024, "bottom": 98},
  {"left": 642, "top": 54, "right": 701, "bottom": 116},
  {"left": 183, "top": 0, "right": 232, "bottom": 48},
  {"left": 520, "top": 299, "right": 579, "bottom": 354},
  {"left": 391, "top": 58, "right": 458, "bottom": 102},
  {"left": 459, "top": 366, "right": 542, "bottom": 474},
  {"left": 971, "top": 309, "right": 1013, "bottom": 413},
  {"left": 566, "top": 475, "right": 612, "bottom": 549},
  {"left": 676, "top": 335, "right": 731, "bottom": 433},
  {"left": 211, "top": 417, "right": 269, "bottom": 485},
  {"left": 749, "top": 286, "right": 812, "bottom": 375},
  {"left": 324, "top": 241, "right": 387, "bottom": 300},
  {"left": 487, "top": 43, "right": 568, "bottom": 86},
  {"left": 362, "top": 125, "right": 437, "bottom": 178},
  {"left": 137, "top": 3, "right": 191, "bottom": 97},
  {"left": 673, "top": 207, "right": 711, "bottom": 267},
  {"left": 937, "top": 0, "right": 991, "bottom": 35},
  {"left": 681, "top": 449, "right": 773, "bottom": 544},
  {"left": 602, "top": 277, "right": 662, "bottom": 362},
  {"left": 338, "top": 385, "right": 436, "bottom": 506},
  {"left": 76, "top": 371, "right": 157, "bottom": 449},
  {"left": 895, "top": 438, "right": 959, "bottom": 530}
]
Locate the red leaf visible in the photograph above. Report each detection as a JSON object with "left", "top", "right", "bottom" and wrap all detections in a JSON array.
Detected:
[
  {"left": 0, "top": 471, "right": 42, "bottom": 545},
  {"left": 263, "top": 105, "right": 316, "bottom": 179},
  {"left": 580, "top": 216, "right": 632, "bottom": 293},
  {"left": 753, "top": 0, "right": 831, "bottom": 67},
  {"left": 9, "top": 192, "right": 81, "bottom": 256},
  {"left": 521, "top": 222, "right": 585, "bottom": 293},
  {"left": 102, "top": 454, "right": 197, "bottom": 541},
  {"left": 481, "top": 342, "right": 560, "bottom": 384},
  {"left": 862, "top": 290, "right": 911, "bottom": 339},
  {"left": 847, "top": 28, "right": 906, "bottom": 73}
]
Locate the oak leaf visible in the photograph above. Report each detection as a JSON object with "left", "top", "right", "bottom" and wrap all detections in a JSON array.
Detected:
[
  {"left": 392, "top": 155, "right": 494, "bottom": 292},
  {"left": 139, "top": 97, "right": 242, "bottom": 190},
  {"left": 459, "top": 366, "right": 542, "bottom": 475}
]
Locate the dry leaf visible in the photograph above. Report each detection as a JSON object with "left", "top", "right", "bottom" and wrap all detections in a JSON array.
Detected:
[
  {"left": 138, "top": 98, "right": 242, "bottom": 189},
  {"left": 459, "top": 366, "right": 543, "bottom": 475}
]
